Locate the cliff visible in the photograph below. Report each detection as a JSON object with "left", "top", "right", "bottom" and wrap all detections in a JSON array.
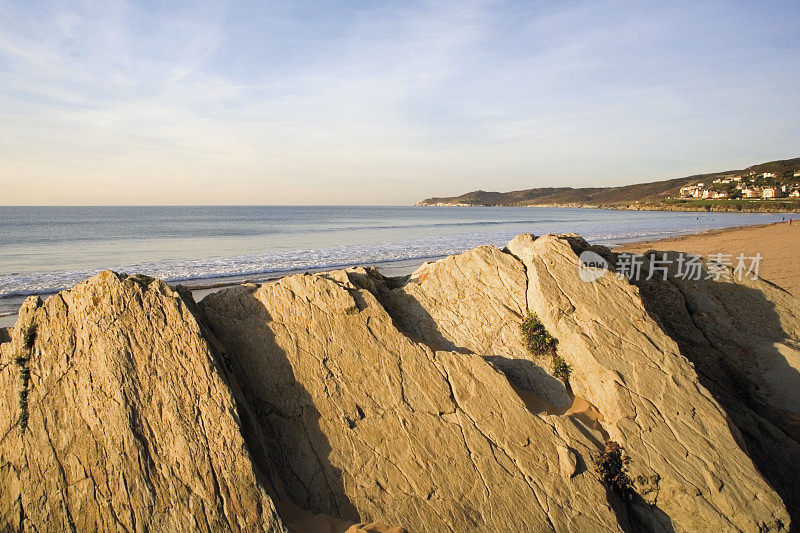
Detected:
[{"left": 2, "top": 235, "right": 799, "bottom": 531}]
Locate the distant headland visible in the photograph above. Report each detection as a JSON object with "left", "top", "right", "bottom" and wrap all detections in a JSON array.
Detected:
[{"left": 416, "top": 157, "right": 800, "bottom": 213}]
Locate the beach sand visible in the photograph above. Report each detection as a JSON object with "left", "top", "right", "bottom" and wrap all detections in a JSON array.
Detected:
[{"left": 617, "top": 221, "right": 800, "bottom": 296}]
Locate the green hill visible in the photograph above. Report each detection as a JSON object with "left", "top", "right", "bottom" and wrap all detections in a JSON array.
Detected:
[{"left": 417, "top": 157, "right": 800, "bottom": 208}]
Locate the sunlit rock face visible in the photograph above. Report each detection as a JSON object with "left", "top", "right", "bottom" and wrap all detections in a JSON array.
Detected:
[
  {"left": 2, "top": 233, "right": 797, "bottom": 532},
  {"left": 0, "top": 272, "right": 285, "bottom": 532},
  {"left": 202, "top": 233, "right": 791, "bottom": 532},
  {"left": 507, "top": 233, "right": 791, "bottom": 531}
]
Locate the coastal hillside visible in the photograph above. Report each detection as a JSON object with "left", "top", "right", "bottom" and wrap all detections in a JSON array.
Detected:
[
  {"left": 2, "top": 234, "right": 799, "bottom": 531},
  {"left": 417, "top": 157, "right": 800, "bottom": 208}
]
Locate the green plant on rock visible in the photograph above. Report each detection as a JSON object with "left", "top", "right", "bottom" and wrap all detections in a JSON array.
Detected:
[
  {"left": 18, "top": 389, "right": 28, "bottom": 431},
  {"left": 551, "top": 354, "right": 572, "bottom": 384},
  {"left": 520, "top": 312, "right": 558, "bottom": 355},
  {"left": 16, "top": 360, "right": 30, "bottom": 432},
  {"left": 131, "top": 273, "right": 156, "bottom": 286},
  {"left": 16, "top": 320, "right": 35, "bottom": 433},
  {"left": 595, "top": 440, "right": 634, "bottom": 497},
  {"left": 22, "top": 322, "right": 36, "bottom": 350}
]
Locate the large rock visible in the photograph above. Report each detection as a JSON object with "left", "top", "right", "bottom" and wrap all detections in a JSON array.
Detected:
[
  {"left": 506, "top": 234, "right": 790, "bottom": 532},
  {"left": 351, "top": 246, "right": 570, "bottom": 409},
  {"left": 2, "top": 232, "right": 796, "bottom": 532},
  {"left": 632, "top": 249, "right": 800, "bottom": 524},
  {"left": 201, "top": 270, "right": 624, "bottom": 532},
  {"left": 366, "top": 245, "right": 528, "bottom": 355},
  {"left": 0, "top": 272, "right": 285, "bottom": 532}
]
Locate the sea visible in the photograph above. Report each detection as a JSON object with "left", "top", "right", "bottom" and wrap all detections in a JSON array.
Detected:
[{"left": 0, "top": 205, "right": 790, "bottom": 323}]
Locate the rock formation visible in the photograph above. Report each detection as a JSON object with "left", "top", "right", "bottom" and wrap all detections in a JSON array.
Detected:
[
  {"left": 506, "top": 234, "right": 791, "bottom": 531},
  {"left": 2, "top": 234, "right": 798, "bottom": 532},
  {"left": 0, "top": 272, "right": 285, "bottom": 532},
  {"left": 201, "top": 269, "right": 621, "bottom": 532},
  {"left": 632, "top": 248, "right": 800, "bottom": 524}
]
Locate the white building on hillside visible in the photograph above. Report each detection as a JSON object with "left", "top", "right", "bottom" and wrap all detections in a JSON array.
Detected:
[{"left": 680, "top": 185, "right": 704, "bottom": 198}]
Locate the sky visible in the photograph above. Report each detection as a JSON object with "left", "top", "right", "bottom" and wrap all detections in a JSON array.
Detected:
[{"left": 0, "top": 1, "right": 799, "bottom": 205}]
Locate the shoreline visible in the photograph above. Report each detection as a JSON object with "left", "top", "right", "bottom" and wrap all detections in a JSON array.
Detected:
[
  {"left": 2, "top": 220, "right": 796, "bottom": 328},
  {"left": 0, "top": 255, "right": 438, "bottom": 328},
  {"left": 612, "top": 222, "right": 775, "bottom": 249},
  {"left": 0, "top": 226, "right": 702, "bottom": 327}
]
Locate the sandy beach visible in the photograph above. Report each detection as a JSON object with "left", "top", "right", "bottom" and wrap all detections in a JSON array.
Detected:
[{"left": 617, "top": 221, "right": 800, "bottom": 296}]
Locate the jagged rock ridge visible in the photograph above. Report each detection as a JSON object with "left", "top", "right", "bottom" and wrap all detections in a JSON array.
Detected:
[
  {"left": 201, "top": 264, "right": 621, "bottom": 532},
  {"left": 2, "top": 234, "right": 799, "bottom": 532}
]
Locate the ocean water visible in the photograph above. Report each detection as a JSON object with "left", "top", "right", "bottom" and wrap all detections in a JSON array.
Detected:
[{"left": 0, "top": 205, "right": 788, "bottom": 318}]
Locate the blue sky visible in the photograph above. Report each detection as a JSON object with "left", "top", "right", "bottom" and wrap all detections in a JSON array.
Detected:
[{"left": 1, "top": 0, "right": 798, "bottom": 205}]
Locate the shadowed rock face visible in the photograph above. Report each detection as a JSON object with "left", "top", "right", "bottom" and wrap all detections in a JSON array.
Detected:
[
  {"left": 631, "top": 249, "right": 800, "bottom": 526},
  {"left": 202, "top": 235, "right": 792, "bottom": 532},
  {"left": 200, "top": 271, "right": 622, "bottom": 532},
  {"left": 505, "top": 234, "right": 791, "bottom": 532},
  {"left": 0, "top": 272, "right": 285, "bottom": 532},
  {"left": 1, "top": 234, "right": 797, "bottom": 532}
]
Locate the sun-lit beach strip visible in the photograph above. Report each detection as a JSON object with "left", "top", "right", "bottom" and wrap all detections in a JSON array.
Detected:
[{"left": 618, "top": 220, "right": 800, "bottom": 296}]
